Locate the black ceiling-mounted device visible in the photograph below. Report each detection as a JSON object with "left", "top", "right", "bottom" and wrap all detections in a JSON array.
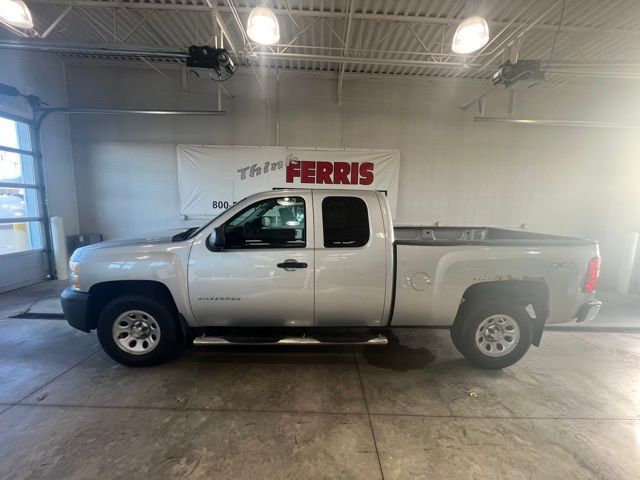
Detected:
[
  {"left": 492, "top": 60, "right": 545, "bottom": 89},
  {"left": 187, "top": 46, "right": 236, "bottom": 82}
]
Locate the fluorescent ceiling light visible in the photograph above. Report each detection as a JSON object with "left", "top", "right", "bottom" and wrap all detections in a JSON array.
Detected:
[
  {"left": 452, "top": 16, "right": 490, "bottom": 54},
  {"left": 247, "top": 6, "right": 280, "bottom": 45},
  {"left": 0, "top": 0, "right": 33, "bottom": 29}
]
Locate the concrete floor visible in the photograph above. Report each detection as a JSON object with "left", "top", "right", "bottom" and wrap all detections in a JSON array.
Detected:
[{"left": 1, "top": 281, "right": 640, "bottom": 479}]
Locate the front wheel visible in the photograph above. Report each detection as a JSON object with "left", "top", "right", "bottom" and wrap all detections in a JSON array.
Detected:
[
  {"left": 450, "top": 301, "right": 532, "bottom": 369},
  {"left": 97, "top": 295, "right": 178, "bottom": 367}
]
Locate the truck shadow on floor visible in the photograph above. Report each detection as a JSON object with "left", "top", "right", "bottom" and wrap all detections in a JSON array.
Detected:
[{"left": 358, "top": 332, "right": 436, "bottom": 372}]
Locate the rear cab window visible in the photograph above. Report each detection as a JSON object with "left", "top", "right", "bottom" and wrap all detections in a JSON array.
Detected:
[{"left": 322, "top": 196, "right": 370, "bottom": 248}]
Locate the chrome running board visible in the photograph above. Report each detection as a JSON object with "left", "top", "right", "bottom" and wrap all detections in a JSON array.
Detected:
[{"left": 193, "top": 334, "right": 388, "bottom": 346}]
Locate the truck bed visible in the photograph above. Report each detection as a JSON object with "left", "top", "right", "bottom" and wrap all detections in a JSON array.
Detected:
[
  {"left": 391, "top": 226, "right": 598, "bottom": 327},
  {"left": 394, "top": 226, "right": 595, "bottom": 246}
]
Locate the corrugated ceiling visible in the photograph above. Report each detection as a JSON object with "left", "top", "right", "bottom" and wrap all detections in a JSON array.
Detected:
[{"left": 2, "top": 0, "right": 640, "bottom": 82}]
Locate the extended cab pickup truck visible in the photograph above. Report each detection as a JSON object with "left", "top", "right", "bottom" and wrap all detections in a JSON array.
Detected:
[{"left": 61, "top": 189, "right": 602, "bottom": 368}]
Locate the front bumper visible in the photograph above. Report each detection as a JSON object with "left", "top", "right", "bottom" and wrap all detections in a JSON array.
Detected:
[
  {"left": 60, "top": 287, "right": 92, "bottom": 332},
  {"left": 576, "top": 300, "right": 602, "bottom": 323}
]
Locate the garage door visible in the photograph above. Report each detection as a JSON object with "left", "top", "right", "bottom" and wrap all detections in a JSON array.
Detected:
[{"left": 0, "top": 113, "right": 49, "bottom": 292}]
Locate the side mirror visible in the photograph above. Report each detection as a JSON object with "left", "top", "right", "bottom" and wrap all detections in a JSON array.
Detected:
[{"left": 207, "top": 226, "right": 226, "bottom": 251}]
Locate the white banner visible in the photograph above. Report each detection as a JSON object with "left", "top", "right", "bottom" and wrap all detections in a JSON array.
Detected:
[{"left": 177, "top": 145, "right": 400, "bottom": 218}]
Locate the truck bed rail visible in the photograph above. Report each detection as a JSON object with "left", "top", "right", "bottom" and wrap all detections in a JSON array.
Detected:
[{"left": 394, "top": 226, "right": 596, "bottom": 246}]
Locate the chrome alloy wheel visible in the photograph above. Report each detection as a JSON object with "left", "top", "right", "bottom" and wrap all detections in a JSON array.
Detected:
[
  {"left": 112, "top": 310, "right": 161, "bottom": 355},
  {"left": 475, "top": 314, "right": 520, "bottom": 357}
]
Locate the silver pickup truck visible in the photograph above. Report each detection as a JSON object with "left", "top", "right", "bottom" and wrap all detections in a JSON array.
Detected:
[{"left": 61, "top": 189, "right": 601, "bottom": 368}]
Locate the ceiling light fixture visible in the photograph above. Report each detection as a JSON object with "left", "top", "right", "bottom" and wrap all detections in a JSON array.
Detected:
[
  {"left": 247, "top": 6, "right": 280, "bottom": 45},
  {"left": 451, "top": 16, "right": 490, "bottom": 54},
  {"left": 0, "top": 0, "right": 33, "bottom": 30}
]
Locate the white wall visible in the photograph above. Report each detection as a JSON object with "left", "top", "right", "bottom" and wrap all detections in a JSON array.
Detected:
[
  {"left": 0, "top": 50, "right": 79, "bottom": 235},
  {"left": 65, "top": 61, "right": 640, "bottom": 288}
]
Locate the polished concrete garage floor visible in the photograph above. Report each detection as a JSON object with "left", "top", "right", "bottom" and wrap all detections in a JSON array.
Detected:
[{"left": 1, "top": 281, "right": 640, "bottom": 479}]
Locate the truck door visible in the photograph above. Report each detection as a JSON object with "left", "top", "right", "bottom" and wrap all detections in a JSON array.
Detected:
[
  {"left": 188, "top": 193, "right": 314, "bottom": 326},
  {"left": 312, "top": 191, "right": 389, "bottom": 326}
]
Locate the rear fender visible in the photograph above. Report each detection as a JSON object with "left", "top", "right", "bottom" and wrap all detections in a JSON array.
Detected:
[{"left": 456, "top": 280, "right": 549, "bottom": 346}]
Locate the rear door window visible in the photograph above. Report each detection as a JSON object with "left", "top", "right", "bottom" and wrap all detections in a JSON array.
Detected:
[{"left": 322, "top": 196, "right": 369, "bottom": 248}]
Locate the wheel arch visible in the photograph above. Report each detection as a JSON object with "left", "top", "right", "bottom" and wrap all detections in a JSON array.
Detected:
[
  {"left": 454, "top": 280, "right": 549, "bottom": 346},
  {"left": 87, "top": 280, "right": 181, "bottom": 332}
]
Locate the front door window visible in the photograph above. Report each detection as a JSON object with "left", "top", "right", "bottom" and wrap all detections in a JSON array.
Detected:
[{"left": 224, "top": 196, "right": 306, "bottom": 249}]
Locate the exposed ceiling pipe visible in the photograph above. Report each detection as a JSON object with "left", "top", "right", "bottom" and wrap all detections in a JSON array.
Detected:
[
  {"left": 543, "top": 69, "right": 640, "bottom": 80},
  {"left": 460, "top": 84, "right": 501, "bottom": 110},
  {"left": 35, "top": 107, "right": 226, "bottom": 128},
  {"left": 546, "top": 60, "right": 640, "bottom": 68},
  {"left": 0, "top": 38, "right": 188, "bottom": 58},
  {"left": 473, "top": 117, "right": 640, "bottom": 129}
]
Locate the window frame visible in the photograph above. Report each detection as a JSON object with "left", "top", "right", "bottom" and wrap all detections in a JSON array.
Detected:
[
  {"left": 321, "top": 196, "right": 371, "bottom": 249},
  {"left": 0, "top": 112, "right": 47, "bottom": 257},
  {"left": 220, "top": 196, "right": 308, "bottom": 250}
]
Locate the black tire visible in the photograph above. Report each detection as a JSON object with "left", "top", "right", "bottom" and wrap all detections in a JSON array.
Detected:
[
  {"left": 451, "top": 301, "right": 532, "bottom": 369},
  {"left": 97, "top": 295, "right": 178, "bottom": 367},
  {"left": 177, "top": 326, "right": 196, "bottom": 352},
  {"left": 450, "top": 309, "right": 466, "bottom": 353}
]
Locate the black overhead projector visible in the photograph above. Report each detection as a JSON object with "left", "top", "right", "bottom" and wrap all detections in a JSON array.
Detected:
[
  {"left": 492, "top": 60, "right": 545, "bottom": 89},
  {"left": 187, "top": 46, "right": 236, "bottom": 81}
]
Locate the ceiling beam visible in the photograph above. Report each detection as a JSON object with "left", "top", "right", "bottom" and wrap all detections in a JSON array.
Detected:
[
  {"left": 27, "top": 0, "right": 640, "bottom": 37},
  {"left": 473, "top": 117, "right": 640, "bottom": 129},
  {"left": 254, "top": 51, "right": 479, "bottom": 69},
  {"left": 119, "top": 9, "right": 156, "bottom": 43},
  {"left": 0, "top": 38, "right": 188, "bottom": 58},
  {"left": 221, "top": 0, "right": 267, "bottom": 96},
  {"left": 0, "top": 37, "right": 478, "bottom": 69},
  {"left": 39, "top": 4, "right": 74, "bottom": 38},
  {"left": 279, "top": 17, "right": 319, "bottom": 54},
  {"left": 337, "top": 0, "right": 356, "bottom": 106},
  {"left": 204, "top": 0, "right": 238, "bottom": 54}
]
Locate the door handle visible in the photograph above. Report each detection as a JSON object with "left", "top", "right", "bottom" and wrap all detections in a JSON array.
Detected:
[{"left": 277, "top": 259, "right": 308, "bottom": 271}]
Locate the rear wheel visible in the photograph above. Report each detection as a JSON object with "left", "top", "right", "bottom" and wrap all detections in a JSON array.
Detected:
[
  {"left": 450, "top": 301, "right": 532, "bottom": 369},
  {"left": 97, "top": 295, "right": 178, "bottom": 367}
]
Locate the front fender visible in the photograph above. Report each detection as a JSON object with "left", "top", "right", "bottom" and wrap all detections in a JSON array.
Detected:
[{"left": 73, "top": 241, "right": 195, "bottom": 324}]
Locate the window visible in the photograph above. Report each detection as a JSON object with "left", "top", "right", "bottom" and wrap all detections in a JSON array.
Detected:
[
  {"left": 0, "top": 116, "right": 43, "bottom": 255},
  {"left": 224, "top": 196, "right": 306, "bottom": 249},
  {"left": 322, "top": 196, "right": 369, "bottom": 248}
]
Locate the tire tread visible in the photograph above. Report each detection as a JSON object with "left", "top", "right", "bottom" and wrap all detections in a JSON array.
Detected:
[{"left": 451, "top": 300, "right": 532, "bottom": 369}]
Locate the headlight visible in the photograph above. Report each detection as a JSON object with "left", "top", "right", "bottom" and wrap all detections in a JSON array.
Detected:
[{"left": 69, "top": 261, "right": 80, "bottom": 290}]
